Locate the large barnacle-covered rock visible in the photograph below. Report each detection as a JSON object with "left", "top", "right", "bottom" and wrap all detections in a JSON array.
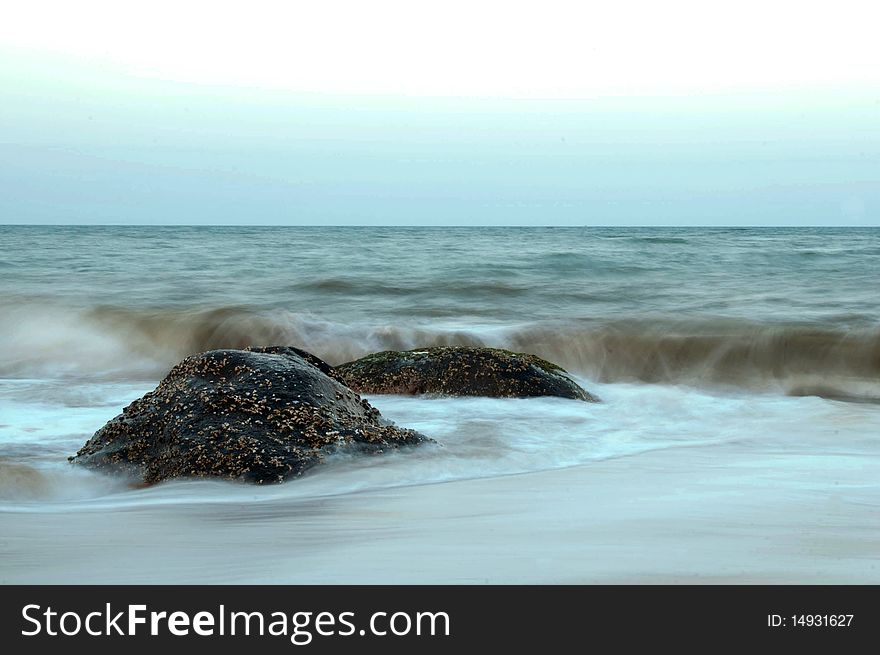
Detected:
[{"left": 70, "top": 347, "right": 430, "bottom": 485}]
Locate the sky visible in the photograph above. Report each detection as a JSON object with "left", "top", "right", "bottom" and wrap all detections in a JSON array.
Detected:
[{"left": 1, "top": 0, "right": 878, "bottom": 225}]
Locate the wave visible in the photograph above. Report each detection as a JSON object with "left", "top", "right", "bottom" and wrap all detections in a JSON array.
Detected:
[
  {"left": 0, "top": 302, "right": 487, "bottom": 380},
  {"left": 294, "top": 277, "right": 529, "bottom": 297},
  {"left": 504, "top": 322, "right": 880, "bottom": 403},
  {"left": 1, "top": 301, "right": 878, "bottom": 401},
  {"left": 628, "top": 236, "right": 691, "bottom": 244}
]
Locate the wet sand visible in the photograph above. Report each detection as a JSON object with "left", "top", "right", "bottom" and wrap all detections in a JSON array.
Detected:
[{"left": 2, "top": 441, "right": 878, "bottom": 584}]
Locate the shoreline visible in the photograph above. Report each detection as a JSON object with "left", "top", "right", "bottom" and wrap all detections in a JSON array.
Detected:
[{"left": 3, "top": 440, "right": 877, "bottom": 584}]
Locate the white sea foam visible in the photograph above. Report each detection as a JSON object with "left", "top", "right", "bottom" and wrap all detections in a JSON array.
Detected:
[{"left": 3, "top": 377, "right": 878, "bottom": 513}]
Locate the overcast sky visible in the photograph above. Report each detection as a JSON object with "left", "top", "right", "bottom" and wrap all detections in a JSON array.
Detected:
[{"left": 1, "top": 0, "right": 878, "bottom": 225}]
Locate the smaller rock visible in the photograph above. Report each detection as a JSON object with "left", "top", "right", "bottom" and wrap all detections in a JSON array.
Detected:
[{"left": 336, "top": 347, "right": 599, "bottom": 401}]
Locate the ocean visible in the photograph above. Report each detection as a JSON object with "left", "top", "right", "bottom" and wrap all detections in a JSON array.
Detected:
[{"left": 1, "top": 225, "right": 879, "bottom": 583}]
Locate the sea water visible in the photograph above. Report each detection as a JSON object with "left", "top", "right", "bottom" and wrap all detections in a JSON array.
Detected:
[{"left": 1, "top": 226, "right": 878, "bottom": 582}]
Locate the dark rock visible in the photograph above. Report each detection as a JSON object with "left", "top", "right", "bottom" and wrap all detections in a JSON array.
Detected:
[
  {"left": 336, "top": 347, "right": 599, "bottom": 401},
  {"left": 70, "top": 346, "right": 430, "bottom": 485}
]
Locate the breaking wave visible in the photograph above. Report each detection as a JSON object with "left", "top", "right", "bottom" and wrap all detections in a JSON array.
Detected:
[{"left": 1, "top": 301, "right": 878, "bottom": 402}]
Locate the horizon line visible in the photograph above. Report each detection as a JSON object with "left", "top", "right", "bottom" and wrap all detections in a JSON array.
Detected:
[{"left": 2, "top": 223, "right": 876, "bottom": 229}]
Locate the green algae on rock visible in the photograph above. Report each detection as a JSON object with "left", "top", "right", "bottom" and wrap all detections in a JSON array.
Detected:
[
  {"left": 70, "top": 346, "right": 430, "bottom": 485},
  {"left": 336, "top": 347, "right": 599, "bottom": 401}
]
